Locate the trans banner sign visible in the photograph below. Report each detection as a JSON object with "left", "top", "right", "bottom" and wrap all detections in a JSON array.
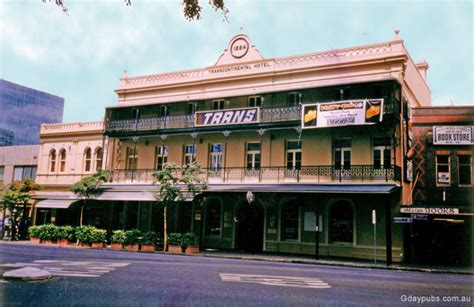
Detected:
[
  {"left": 302, "top": 99, "right": 383, "bottom": 129},
  {"left": 195, "top": 107, "right": 260, "bottom": 127}
]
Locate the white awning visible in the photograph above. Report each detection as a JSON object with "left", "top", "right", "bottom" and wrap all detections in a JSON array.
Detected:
[
  {"left": 35, "top": 199, "right": 77, "bottom": 209},
  {"left": 97, "top": 192, "right": 156, "bottom": 201}
]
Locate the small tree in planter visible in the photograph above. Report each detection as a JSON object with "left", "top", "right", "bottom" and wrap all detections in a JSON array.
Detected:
[
  {"left": 110, "top": 230, "right": 126, "bottom": 250},
  {"left": 141, "top": 231, "right": 159, "bottom": 252},
  {"left": 168, "top": 233, "right": 183, "bottom": 253},
  {"left": 40, "top": 224, "right": 60, "bottom": 244},
  {"left": 28, "top": 226, "right": 41, "bottom": 243},
  {"left": 124, "top": 229, "right": 142, "bottom": 251},
  {"left": 182, "top": 232, "right": 200, "bottom": 254},
  {"left": 57, "top": 225, "right": 75, "bottom": 246},
  {"left": 90, "top": 228, "right": 107, "bottom": 248},
  {"left": 71, "top": 169, "right": 110, "bottom": 226},
  {"left": 153, "top": 161, "right": 207, "bottom": 252}
]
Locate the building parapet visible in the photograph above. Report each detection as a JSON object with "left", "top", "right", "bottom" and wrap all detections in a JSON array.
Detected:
[{"left": 40, "top": 121, "right": 104, "bottom": 137}]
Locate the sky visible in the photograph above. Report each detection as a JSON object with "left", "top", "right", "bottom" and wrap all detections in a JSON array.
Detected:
[{"left": 0, "top": 0, "right": 472, "bottom": 123}]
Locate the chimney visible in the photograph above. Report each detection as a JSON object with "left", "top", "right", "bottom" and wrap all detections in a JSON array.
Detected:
[{"left": 416, "top": 61, "right": 429, "bottom": 80}]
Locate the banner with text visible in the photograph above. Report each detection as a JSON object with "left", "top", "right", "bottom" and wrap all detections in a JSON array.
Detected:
[
  {"left": 302, "top": 99, "right": 384, "bottom": 129},
  {"left": 195, "top": 107, "right": 260, "bottom": 127}
]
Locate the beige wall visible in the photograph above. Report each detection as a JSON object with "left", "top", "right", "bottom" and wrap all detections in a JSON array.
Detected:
[{"left": 0, "top": 145, "right": 40, "bottom": 185}]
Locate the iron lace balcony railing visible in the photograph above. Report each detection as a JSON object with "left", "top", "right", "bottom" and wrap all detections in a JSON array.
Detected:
[{"left": 109, "top": 165, "right": 400, "bottom": 184}]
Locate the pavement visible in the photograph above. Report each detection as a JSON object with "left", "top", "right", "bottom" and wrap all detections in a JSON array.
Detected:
[{"left": 2, "top": 240, "right": 473, "bottom": 276}]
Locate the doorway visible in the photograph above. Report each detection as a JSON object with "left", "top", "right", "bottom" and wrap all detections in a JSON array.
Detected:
[{"left": 235, "top": 200, "right": 264, "bottom": 253}]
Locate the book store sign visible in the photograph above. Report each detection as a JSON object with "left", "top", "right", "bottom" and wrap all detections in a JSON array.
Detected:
[
  {"left": 400, "top": 207, "right": 459, "bottom": 215},
  {"left": 433, "top": 126, "right": 474, "bottom": 145},
  {"left": 302, "top": 99, "right": 383, "bottom": 129},
  {"left": 195, "top": 107, "right": 260, "bottom": 127}
]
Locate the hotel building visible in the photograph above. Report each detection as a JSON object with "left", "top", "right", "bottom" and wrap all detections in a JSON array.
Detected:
[{"left": 34, "top": 33, "right": 432, "bottom": 263}]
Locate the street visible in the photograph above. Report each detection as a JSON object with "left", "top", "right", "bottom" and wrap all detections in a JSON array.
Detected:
[{"left": 1, "top": 242, "right": 472, "bottom": 305}]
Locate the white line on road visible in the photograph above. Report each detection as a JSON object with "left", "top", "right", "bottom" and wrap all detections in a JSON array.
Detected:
[{"left": 220, "top": 273, "right": 331, "bottom": 289}]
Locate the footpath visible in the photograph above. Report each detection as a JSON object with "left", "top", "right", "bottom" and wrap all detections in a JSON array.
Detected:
[{"left": 2, "top": 240, "right": 472, "bottom": 279}]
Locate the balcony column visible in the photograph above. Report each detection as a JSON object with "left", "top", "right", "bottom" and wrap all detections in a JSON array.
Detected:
[
  {"left": 222, "top": 130, "right": 231, "bottom": 182},
  {"left": 257, "top": 128, "right": 266, "bottom": 182}
]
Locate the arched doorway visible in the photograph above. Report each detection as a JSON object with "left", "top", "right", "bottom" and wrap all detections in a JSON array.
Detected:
[{"left": 235, "top": 198, "right": 264, "bottom": 253}]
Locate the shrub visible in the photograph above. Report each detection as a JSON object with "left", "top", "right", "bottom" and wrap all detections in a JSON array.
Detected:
[
  {"left": 38, "top": 224, "right": 60, "bottom": 241},
  {"left": 124, "top": 229, "right": 142, "bottom": 245},
  {"left": 75, "top": 225, "right": 97, "bottom": 244},
  {"left": 28, "top": 226, "right": 40, "bottom": 239},
  {"left": 141, "top": 231, "right": 159, "bottom": 246},
  {"left": 111, "top": 230, "right": 126, "bottom": 244},
  {"left": 181, "top": 232, "right": 199, "bottom": 248},
  {"left": 57, "top": 226, "right": 76, "bottom": 241},
  {"left": 90, "top": 228, "right": 107, "bottom": 243},
  {"left": 168, "top": 233, "right": 182, "bottom": 246}
]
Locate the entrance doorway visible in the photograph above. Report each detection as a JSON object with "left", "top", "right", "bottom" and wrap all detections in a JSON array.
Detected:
[{"left": 235, "top": 200, "right": 264, "bottom": 253}]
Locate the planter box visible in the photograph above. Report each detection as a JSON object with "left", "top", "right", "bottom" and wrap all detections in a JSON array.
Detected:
[
  {"left": 140, "top": 245, "right": 155, "bottom": 252},
  {"left": 92, "top": 242, "right": 105, "bottom": 249},
  {"left": 30, "top": 238, "right": 41, "bottom": 244},
  {"left": 42, "top": 239, "right": 55, "bottom": 245},
  {"left": 168, "top": 245, "right": 183, "bottom": 253},
  {"left": 78, "top": 242, "right": 91, "bottom": 247},
  {"left": 57, "top": 239, "right": 70, "bottom": 246},
  {"left": 184, "top": 246, "right": 199, "bottom": 254},
  {"left": 110, "top": 243, "right": 124, "bottom": 250},
  {"left": 125, "top": 244, "right": 139, "bottom": 252}
]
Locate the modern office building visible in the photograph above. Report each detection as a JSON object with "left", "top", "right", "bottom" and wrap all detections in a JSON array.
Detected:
[
  {"left": 406, "top": 106, "right": 473, "bottom": 265},
  {"left": 0, "top": 79, "right": 64, "bottom": 146},
  {"left": 34, "top": 32, "right": 432, "bottom": 263}
]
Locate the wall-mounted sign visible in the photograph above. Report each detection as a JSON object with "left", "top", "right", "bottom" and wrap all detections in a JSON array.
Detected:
[
  {"left": 400, "top": 207, "right": 459, "bottom": 215},
  {"left": 433, "top": 126, "right": 474, "bottom": 145},
  {"left": 393, "top": 217, "right": 412, "bottom": 223},
  {"left": 437, "top": 172, "right": 450, "bottom": 184},
  {"left": 195, "top": 107, "right": 260, "bottom": 127},
  {"left": 301, "top": 99, "right": 383, "bottom": 129}
]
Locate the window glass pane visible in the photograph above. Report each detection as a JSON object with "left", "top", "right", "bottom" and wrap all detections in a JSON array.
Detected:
[
  {"left": 247, "top": 143, "right": 261, "bottom": 151},
  {"left": 459, "top": 165, "right": 471, "bottom": 185},
  {"left": 205, "top": 199, "right": 221, "bottom": 236},
  {"left": 373, "top": 137, "right": 391, "bottom": 147},
  {"left": 13, "top": 167, "right": 23, "bottom": 181},
  {"left": 383, "top": 149, "right": 391, "bottom": 168},
  {"left": 282, "top": 200, "right": 299, "bottom": 240},
  {"left": 287, "top": 152, "right": 293, "bottom": 169},
  {"left": 373, "top": 150, "right": 381, "bottom": 169},
  {"left": 286, "top": 141, "right": 301, "bottom": 150},
  {"left": 459, "top": 155, "right": 471, "bottom": 165},
  {"left": 437, "top": 155, "right": 449, "bottom": 164},
  {"left": 0, "top": 166, "right": 4, "bottom": 180},
  {"left": 330, "top": 201, "right": 353, "bottom": 242}
]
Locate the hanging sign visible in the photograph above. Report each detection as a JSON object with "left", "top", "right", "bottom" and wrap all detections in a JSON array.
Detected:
[
  {"left": 400, "top": 207, "right": 459, "bottom": 215},
  {"left": 195, "top": 107, "right": 260, "bottom": 127},
  {"left": 433, "top": 126, "right": 474, "bottom": 145},
  {"left": 302, "top": 99, "right": 383, "bottom": 129}
]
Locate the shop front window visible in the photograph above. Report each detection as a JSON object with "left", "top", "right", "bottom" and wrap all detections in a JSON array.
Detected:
[
  {"left": 458, "top": 154, "right": 472, "bottom": 185},
  {"left": 330, "top": 200, "right": 353, "bottom": 243},
  {"left": 281, "top": 200, "right": 299, "bottom": 240},
  {"left": 205, "top": 198, "right": 222, "bottom": 236}
]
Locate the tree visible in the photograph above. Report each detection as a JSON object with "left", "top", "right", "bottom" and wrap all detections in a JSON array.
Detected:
[
  {"left": 71, "top": 169, "right": 110, "bottom": 226},
  {"left": 153, "top": 161, "right": 207, "bottom": 250},
  {"left": 3, "top": 179, "right": 40, "bottom": 241},
  {"left": 42, "top": 0, "right": 228, "bottom": 21}
]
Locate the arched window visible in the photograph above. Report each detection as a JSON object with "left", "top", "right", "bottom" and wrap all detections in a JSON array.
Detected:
[
  {"left": 95, "top": 147, "right": 103, "bottom": 171},
  {"left": 49, "top": 149, "right": 56, "bottom": 173},
  {"left": 330, "top": 200, "right": 354, "bottom": 243},
  {"left": 205, "top": 198, "right": 222, "bottom": 236},
  {"left": 59, "top": 148, "right": 66, "bottom": 172},
  {"left": 84, "top": 147, "right": 92, "bottom": 172},
  {"left": 281, "top": 199, "right": 299, "bottom": 240}
]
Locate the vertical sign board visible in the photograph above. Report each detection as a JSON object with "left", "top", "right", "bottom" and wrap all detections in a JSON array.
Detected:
[
  {"left": 433, "top": 126, "right": 474, "bottom": 145},
  {"left": 302, "top": 99, "right": 383, "bottom": 129}
]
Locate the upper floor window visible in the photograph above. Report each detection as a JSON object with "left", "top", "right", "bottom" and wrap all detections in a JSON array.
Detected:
[
  {"left": 334, "top": 139, "right": 351, "bottom": 170},
  {"left": 212, "top": 100, "right": 225, "bottom": 110},
  {"left": 286, "top": 140, "right": 301, "bottom": 170},
  {"left": 13, "top": 166, "right": 37, "bottom": 181},
  {"left": 59, "top": 149, "right": 66, "bottom": 172},
  {"left": 95, "top": 147, "right": 103, "bottom": 171},
  {"left": 436, "top": 154, "right": 450, "bottom": 185},
  {"left": 458, "top": 154, "right": 472, "bottom": 186},
  {"left": 288, "top": 92, "right": 301, "bottom": 107},
  {"left": 156, "top": 146, "right": 168, "bottom": 170},
  {"left": 126, "top": 147, "right": 138, "bottom": 170},
  {"left": 187, "top": 103, "right": 196, "bottom": 115},
  {"left": 84, "top": 147, "right": 92, "bottom": 172},
  {"left": 49, "top": 149, "right": 56, "bottom": 173},
  {"left": 373, "top": 138, "right": 391, "bottom": 169},
  {"left": 184, "top": 145, "right": 196, "bottom": 165},
  {"left": 0, "top": 166, "right": 5, "bottom": 182},
  {"left": 248, "top": 96, "right": 263, "bottom": 107},
  {"left": 209, "top": 144, "right": 223, "bottom": 171},
  {"left": 246, "top": 142, "right": 261, "bottom": 170}
]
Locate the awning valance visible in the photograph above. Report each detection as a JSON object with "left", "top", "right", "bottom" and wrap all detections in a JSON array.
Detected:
[
  {"left": 35, "top": 199, "right": 78, "bottom": 209},
  {"left": 202, "top": 184, "right": 399, "bottom": 194}
]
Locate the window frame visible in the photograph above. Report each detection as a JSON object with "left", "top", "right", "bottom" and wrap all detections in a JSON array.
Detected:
[
  {"left": 205, "top": 197, "right": 223, "bottom": 237},
  {"left": 126, "top": 147, "right": 138, "bottom": 170},
  {"left": 155, "top": 145, "right": 168, "bottom": 170},
  {"left": 184, "top": 144, "right": 196, "bottom": 165},
  {"left": 58, "top": 148, "right": 66, "bottom": 173},
  {"left": 280, "top": 199, "right": 300, "bottom": 241},
  {"left": 212, "top": 100, "right": 225, "bottom": 110},
  {"left": 84, "top": 147, "right": 92, "bottom": 172},
  {"left": 246, "top": 142, "right": 261, "bottom": 170},
  {"left": 333, "top": 138, "right": 352, "bottom": 170},
  {"left": 435, "top": 153, "right": 451, "bottom": 186},
  {"left": 329, "top": 200, "right": 354, "bottom": 244},
  {"left": 95, "top": 147, "right": 103, "bottom": 172},
  {"left": 248, "top": 95, "right": 263, "bottom": 108},
  {"left": 285, "top": 140, "right": 302, "bottom": 170},
  {"left": 209, "top": 143, "right": 223, "bottom": 171},
  {"left": 458, "top": 153, "right": 473, "bottom": 186},
  {"left": 49, "top": 149, "right": 56, "bottom": 173},
  {"left": 287, "top": 92, "right": 301, "bottom": 107}
]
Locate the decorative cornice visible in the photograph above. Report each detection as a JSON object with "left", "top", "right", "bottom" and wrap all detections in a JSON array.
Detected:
[{"left": 40, "top": 121, "right": 104, "bottom": 137}]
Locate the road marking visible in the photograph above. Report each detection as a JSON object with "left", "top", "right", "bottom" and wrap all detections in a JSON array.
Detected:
[
  {"left": 0, "top": 260, "right": 130, "bottom": 278},
  {"left": 219, "top": 274, "right": 331, "bottom": 289}
]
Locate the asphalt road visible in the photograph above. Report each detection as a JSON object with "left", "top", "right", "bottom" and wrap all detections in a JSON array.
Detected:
[{"left": 1, "top": 242, "right": 473, "bottom": 305}]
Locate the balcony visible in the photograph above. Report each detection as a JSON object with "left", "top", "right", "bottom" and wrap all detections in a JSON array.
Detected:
[
  {"left": 108, "top": 165, "right": 401, "bottom": 184},
  {"left": 105, "top": 105, "right": 300, "bottom": 135}
]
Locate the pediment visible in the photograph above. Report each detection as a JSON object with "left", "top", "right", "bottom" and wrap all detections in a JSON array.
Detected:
[{"left": 213, "top": 34, "right": 264, "bottom": 66}]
